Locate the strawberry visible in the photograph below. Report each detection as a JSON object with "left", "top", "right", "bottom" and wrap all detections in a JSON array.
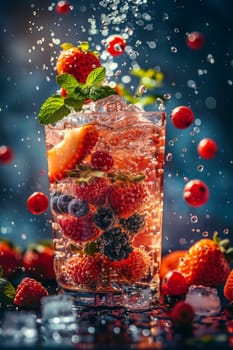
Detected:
[
  {"left": 170, "top": 301, "right": 195, "bottom": 330},
  {"left": 23, "top": 241, "right": 56, "bottom": 281},
  {"left": 61, "top": 255, "right": 81, "bottom": 284},
  {"left": 0, "top": 240, "right": 22, "bottom": 279},
  {"left": 74, "top": 176, "right": 109, "bottom": 205},
  {"left": 47, "top": 124, "right": 98, "bottom": 181},
  {"left": 108, "top": 180, "right": 146, "bottom": 218},
  {"left": 73, "top": 253, "right": 103, "bottom": 289},
  {"left": 14, "top": 277, "right": 48, "bottom": 308},
  {"left": 160, "top": 250, "right": 186, "bottom": 280},
  {"left": 111, "top": 248, "right": 150, "bottom": 283},
  {"left": 177, "top": 232, "right": 232, "bottom": 288},
  {"left": 56, "top": 47, "right": 101, "bottom": 84},
  {"left": 224, "top": 270, "right": 233, "bottom": 302},
  {"left": 59, "top": 211, "right": 101, "bottom": 243}
]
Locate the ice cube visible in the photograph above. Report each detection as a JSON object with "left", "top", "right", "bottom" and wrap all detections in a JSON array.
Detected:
[
  {"left": 93, "top": 95, "right": 128, "bottom": 112},
  {"left": 185, "top": 285, "right": 221, "bottom": 316}
]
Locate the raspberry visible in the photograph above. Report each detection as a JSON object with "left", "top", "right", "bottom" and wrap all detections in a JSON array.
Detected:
[
  {"left": 73, "top": 254, "right": 103, "bottom": 289},
  {"left": 93, "top": 207, "right": 116, "bottom": 230},
  {"left": 91, "top": 150, "right": 114, "bottom": 171},
  {"left": 59, "top": 212, "right": 101, "bottom": 243},
  {"left": 170, "top": 301, "right": 195, "bottom": 330},
  {"left": 112, "top": 249, "right": 150, "bottom": 283},
  {"left": 98, "top": 227, "right": 132, "bottom": 261},
  {"left": 119, "top": 213, "right": 145, "bottom": 234},
  {"left": 14, "top": 277, "right": 48, "bottom": 308},
  {"left": 74, "top": 177, "right": 109, "bottom": 205}
]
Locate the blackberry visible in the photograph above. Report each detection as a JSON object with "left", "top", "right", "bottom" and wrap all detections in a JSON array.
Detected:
[
  {"left": 98, "top": 227, "right": 132, "bottom": 261},
  {"left": 68, "top": 198, "right": 89, "bottom": 217},
  {"left": 119, "top": 213, "right": 145, "bottom": 234},
  {"left": 57, "top": 194, "right": 74, "bottom": 213},
  {"left": 93, "top": 207, "right": 116, "bottom": 230}
]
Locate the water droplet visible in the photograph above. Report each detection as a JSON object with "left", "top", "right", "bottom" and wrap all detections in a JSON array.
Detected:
[
  {"left": 171, "top": 46, "right": 177, "bottom": 53},
  {"left": 190, "top": 215, "right": 198, "bottom": 223}
]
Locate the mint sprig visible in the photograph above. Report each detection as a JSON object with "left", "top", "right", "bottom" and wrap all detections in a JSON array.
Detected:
[{"left": 38, "top": 67, "right": 117, "bottom": 125}]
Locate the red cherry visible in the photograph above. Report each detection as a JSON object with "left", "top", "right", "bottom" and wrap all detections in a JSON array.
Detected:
[
  {"left": 170, "top": 106, "right": 194, "bottom": 129},
  {"left": 161, "top": 270, "right": 188, "bottom": 296},
  {"left": 186, "top": 31, "right": 205, "bottom": 50},
  {"left": 91, "top": 150, "right": 114, "bottom": 171},
  {"left": 183, "top": 179, "right": 209, "bottom": 207},
  {"left": 0, "top": 145, "right": 14, "bottom": 164},
  {"left": 55, "top": 1, "right": 70, "bottom": 14},
  {"left": 197, "top": 138, "right": 217, "bottom": 159},
  {"left": 27, "top": 192, "right": 49, "bottom": 215},
  {"left": 170, "top": 301, "right": 195, "bottom": 328},
  {"left": 105, "top": 35, "right": 126, "bottom": 56}
]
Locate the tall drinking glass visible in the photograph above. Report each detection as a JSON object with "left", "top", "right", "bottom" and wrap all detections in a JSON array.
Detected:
[{"left": 44, "top": 96, "right": 166, "bottom": 309}]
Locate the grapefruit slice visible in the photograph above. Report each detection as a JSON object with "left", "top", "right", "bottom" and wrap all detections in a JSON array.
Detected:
[{"left": 47, "top": 124, "right": 98, "bottom": 182}]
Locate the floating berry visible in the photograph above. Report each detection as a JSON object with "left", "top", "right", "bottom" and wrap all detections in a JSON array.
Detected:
[
  {"left": 183, "top": 179, "right": 209, "bottom": 207},
  {"left": 186, "top": 31, "right": 205, "bottom": 50},
  {"left": 93, "top": 207, "right": 116, "bottom": 230},
  {"left": 197, "top": 138, "right": 217, "bottom": 159},
  {"left": 57, "top": 194, "right": 74, "bottom": 213},
  {"left": 119, "top": 213, "right": 145, "bottom": 234},
  {"left": 161, "top": 270, "right": 188, "bottom": 297},
  {"left": 68, "top": 198, "right": 89, "bottom": 217},
  {"left": 170, "top": 106, "right": 194, "bottom": 129},
  {"left": 27, "top": 192, "right": 49, "bottom": 215},
  {"left": 91, "top": 150, "right": 114, "bottom": 171},
  {"left": 0, "top": 145, "right": 14, "bottom": 164},
  {"left": 105, "top": 35, "right": 126, "bottom": 56},
  {"left": 55, "top": 1, "right": 70, "bottom": 14}
]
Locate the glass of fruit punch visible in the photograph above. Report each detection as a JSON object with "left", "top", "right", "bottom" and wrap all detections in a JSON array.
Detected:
[{"left": 38, "top": 45, "right": 166, "bottom": 309}]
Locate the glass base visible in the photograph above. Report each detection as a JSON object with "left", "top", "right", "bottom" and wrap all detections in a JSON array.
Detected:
[{"left": 59, "top": 283, "right": 160, "bottom": 311}]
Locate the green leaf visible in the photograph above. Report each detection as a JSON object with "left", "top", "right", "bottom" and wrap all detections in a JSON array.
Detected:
[
  {"left": 84, "top": 242, "right": 98, "bottom": 256},
  {"left": 64, "top": 95, "right": 86, "bottom": 111},
  {"left": 0, "top": 278, "right": 16, "bottom": 305},
  {"left": 88, "top": 85, "right": 117, "bottom": 101},
  {"left": 85, "top": 67, "right": 106, "bottom": 86},
  {"left": 56, "top": 73, "right": 80, "bottom": 93},
  {"left": 38, "top": 95, "right": 71, "bottom": 125}
]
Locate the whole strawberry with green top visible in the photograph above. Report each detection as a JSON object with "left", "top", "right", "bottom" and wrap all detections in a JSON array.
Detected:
[
  {"left": 56, "top": 43, "right": 101, "bottom": 84},
  {"left": 177, "top": 232, "right": 233, "bottom": 288}
]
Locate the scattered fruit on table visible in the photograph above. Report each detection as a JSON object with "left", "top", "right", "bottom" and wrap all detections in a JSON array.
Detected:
[
  {"left": 47, "top": 124, "right": 98, "bottom": 181},
  {"left": 185, "top": 31, "right": 205, "bottom": 50},
  {"left": 0, "top": 145, "right": 14, "bottom": 164},
  {"left": 161, "top": 270, "right": 188, "bottom": 297},
  {"left": 183, "top": 179, "right": 209, "bottom": 207},
  {"left": 13, "top": 277, "right": 48, "bottom": 309},
  {"left": 224, "top": 270, "right": 233, "bottom": 302},
  {"left": 170, "top": 105, "right": 194, "bottom": 129},
  {"left": 160, "top": 250, "right": 186, "bottom": 280},
  {"left": 23, "top": 241, "right": 56, "bottom": 281},
  {"left": 56, "top": 46, "right": 101, "bottom": 84},
  {"left": 0, "top": 240, "right": 22, "bottom": 279},
  {"left": 27, "top": 191, "right": 49, "bottom": 215},
  {"left": 177, "top": 232, "right": 232, "bottom": 288},
  {"left": 197, "top": 137, "right": 218, "bottom": 159},
  {"left": 55, "top": 1, "right": 70, "bottom": 14},
  {"left": 170, "top": 300, "right": 195, "bottom": 330},
  {"left": 105, "top": 35, "right": 126, "bottom": 56}
]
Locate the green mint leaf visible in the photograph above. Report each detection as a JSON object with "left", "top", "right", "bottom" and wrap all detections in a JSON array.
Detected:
[
  {"left": 88, "top": 85, "right": 117, "bottom": 101},
  {"left": 65, "top": 95, "right": 86, "bottom": 111},
  {"left": 38, "top": 95, "right": 71, "bottom": 125},
  {"left": 0, "top": 278, "right": 16, "bottom": 305},
  {"left": 56, "top": 73, "right": 80, "bottom": 93},
  {"left": 85, "top": 67, "right": 106, "bottom": 86}
]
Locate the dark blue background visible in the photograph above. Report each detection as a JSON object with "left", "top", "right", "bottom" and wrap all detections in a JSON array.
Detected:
[{"left": 0, "top": 0, "right": 232, "bottom": 253}]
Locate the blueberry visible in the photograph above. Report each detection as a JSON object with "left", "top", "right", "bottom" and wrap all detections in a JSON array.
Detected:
[
  {"left": 50, "top": 191, "right": 62, "bottom": 213},
  {"left": 57, "top": 194, "right": 74, "bottom": 213},
  {"left": 68, "top": 198, "right": 89, "bottom": 217}
]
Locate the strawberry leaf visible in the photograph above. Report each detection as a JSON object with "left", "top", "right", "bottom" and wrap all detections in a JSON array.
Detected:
[
  {"left": 56, "top": 73, "right": 80, "bottom": 93},
  {"left": 38, "top": 95, "right": 71, "bottom": 125},
  {"left": 0, "top": 278, "right": 16, "bottom": 305},
  {"left": 85, "top": 67, "right": 106, "bottom": 86},
  {"left": 88, "top": 85, "right": 117, "bottom": 101}
]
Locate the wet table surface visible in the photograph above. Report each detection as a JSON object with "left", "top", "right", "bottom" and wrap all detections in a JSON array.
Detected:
[{"left": 1, "top": 302, "right": 233, "bottom": 350}]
